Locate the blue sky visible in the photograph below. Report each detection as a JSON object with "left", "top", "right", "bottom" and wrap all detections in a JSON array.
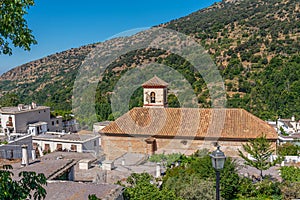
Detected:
[{"left": 0, "top": 0, "right": 218, "bottom": 74}]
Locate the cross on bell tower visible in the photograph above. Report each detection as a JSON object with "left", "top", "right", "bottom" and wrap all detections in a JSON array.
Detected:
[{"left": 142, "top": 75, "right": 168, "bottom": 108}]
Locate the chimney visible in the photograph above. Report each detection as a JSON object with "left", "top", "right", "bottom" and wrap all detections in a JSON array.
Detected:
[
  {"left": 31, "top": 102, "right": 37, "bottom": 109},
  {"left": 21, "top": 144, "right": 29, "bottom": 167},
  {"left": 292, "top": 115, "right": 295, "bottom": 121},
  {"left": 156, "top": 162, "right": 161, "bottom": 178},
  {"left": 18, "top": 104, "right": 23, "bottom": 111},
  {"left": 31, "top": 149, "right": 36, "bottom": 161}
]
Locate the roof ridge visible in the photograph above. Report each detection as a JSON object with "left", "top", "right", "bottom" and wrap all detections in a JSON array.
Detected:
[
  {"left": 142, "top": 76, "right": 168, "bottom": 87},
  {"left": 102, "top": 107, "right": 277, "bottom": 140}
]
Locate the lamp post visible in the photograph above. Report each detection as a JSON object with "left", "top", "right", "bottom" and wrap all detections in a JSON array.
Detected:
[{"left": 210, "top": 145, "right": 226, "bottom": 200}]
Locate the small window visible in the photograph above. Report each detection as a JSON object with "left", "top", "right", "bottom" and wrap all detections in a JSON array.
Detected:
[
  {"left": 6, "top": 117, "right": 13, "bottom": 127},
  {"left": 32, "top": 143, "right": 38, "bottom": 148},
  {"left": 56, "top": 144, "right": 62, "bottom": 151},
  {"left": 94, "top": 141, "right": 97, "bottom": 146},
  {"left": 150, "top": 92, "right": 156, "bottom": 103},
  {"left": 71, "top": 145, "right": 77, "bottom": 152},
  {"left": 52, "top": 121, "right": 54, "bottom": 126},
  {"left": 44, "top": 144, "right": 50, "bottom": 152},
  {"left": 56, "top": 120, "right": 59, "bottom": 125}
]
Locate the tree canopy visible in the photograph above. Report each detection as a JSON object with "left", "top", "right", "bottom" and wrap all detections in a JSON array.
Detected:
[
  {"left": 0, "top": 0, "right": 36, "bottom": 55},
  {"left": 238, "top": 134, "right": 282, "bottom": 178},
  {"left": 0, "top": 165, "right": 47, "bottom": 200},
  {"left": 122, "top": 172, "right": 181, "bottom": 200}
]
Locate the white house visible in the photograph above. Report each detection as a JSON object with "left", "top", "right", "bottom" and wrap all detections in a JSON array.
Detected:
[
  {"left": 28, "top": 122, "right": 48, "bottom": 136},
  {"left": 63, "top": 118, "right": 79, "bottom": 133},
  {"left": 277, "top": 133, "right": 300, "bottom": 145},
  {"left": 32, "top": 132, "right": 100, "bottom": 155},
  {"left": 0, "top": 103, "right": 63, "bottom": 136},
  {"left": 0, "top": 134, "right": 33, "bottom": 159},
  {"left": 277, "top": 116, "right": 300, "bottom": 134}
]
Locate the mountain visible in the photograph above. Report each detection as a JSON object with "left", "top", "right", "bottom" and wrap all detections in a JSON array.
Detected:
[
  {"left": 0, "top": 44, "right": 97, "bottom": 110},
  {"left": 0, "top": 0, "right": 299, "bottom": 125}
]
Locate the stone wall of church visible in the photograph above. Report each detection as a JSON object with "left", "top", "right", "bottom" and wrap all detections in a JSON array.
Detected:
[
  {"left": 101, "top": 135, "right": 148, "bottom": 160},
  {"left": 101, "top": 135, "right": 277, "bottom": 160},
  {"left": 150, "top": 138, "right": 250, "bottom": 157}
]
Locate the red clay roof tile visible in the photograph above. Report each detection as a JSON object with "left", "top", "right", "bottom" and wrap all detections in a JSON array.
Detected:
[
  {"left": 101, "top": 108, "right": 277, "bottom": 140},
  {"left": 142, "top": 75, "right": 168, "bottom": 87}
]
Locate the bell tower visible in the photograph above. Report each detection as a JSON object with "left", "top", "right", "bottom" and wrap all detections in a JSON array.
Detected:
[{"left": 142, "top": 76, "right": 168, "bottom": 108}]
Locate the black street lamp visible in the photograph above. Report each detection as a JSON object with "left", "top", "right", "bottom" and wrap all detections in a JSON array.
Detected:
[{"left": 210, "top": 145, "right": 226, "bottom": 200}]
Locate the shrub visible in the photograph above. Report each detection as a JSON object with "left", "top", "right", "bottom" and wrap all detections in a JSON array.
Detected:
[
  {"left": 278, "top": 143, "right": 300, "bottom": 156},
  {"left": 237, "top": 177, "right": 281, "bottom": 199},
  {"left": 280, "top": 166, "right": 300, "bottom": 182},
  {"left": 280, "top": 182, "right": 300, "bottom": 200},
  {"left": 148, "top": 153, "right": 184, "bottom": 167},
  {"left": 123, "top": 173, "right": 181, "bottom": 200},
  {"left": 162, "top": 150, "right": 240, "bottom": 200}
]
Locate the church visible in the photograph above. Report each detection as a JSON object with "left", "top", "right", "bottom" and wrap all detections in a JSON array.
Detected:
[{"left": 100, "top": 76, "right": 277, "bottom": 160}]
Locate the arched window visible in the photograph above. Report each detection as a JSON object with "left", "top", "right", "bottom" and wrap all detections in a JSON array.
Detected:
[{"left": 150, "top": 92, "right": 156, "bottom": 103}]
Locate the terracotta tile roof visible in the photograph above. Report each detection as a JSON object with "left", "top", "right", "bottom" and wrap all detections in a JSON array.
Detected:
[
  {"left": 142, "top": 75, "right": 168, "bottom": 87},
  {"left": 101, "top": 108, "right": 277, "bottom": 140}
]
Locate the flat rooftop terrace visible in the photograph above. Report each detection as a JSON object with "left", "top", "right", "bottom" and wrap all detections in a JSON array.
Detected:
[
  {"left": 33, "top": 132, "right": 98, "bottom": 142},
  {"left": 10, "top": 152, "right": 98, "bottom": 179}
]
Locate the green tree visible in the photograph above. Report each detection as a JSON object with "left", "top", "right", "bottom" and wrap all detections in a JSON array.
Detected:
[
  {"left": 149, "top": 153, "right": 183, "bottom": 167},
  {"left": 0, "top": 0, "right": 37, "bottom": 55},
  {"left": 166, "top": 175, "right": 216, "bottom": 200},
  {"left": 0, "top": 93, "right": 21, "bottom": 107},
  {"left": 238, "top": 134, "right": 282, "bottom": 178},
  {"left": 123, "top": 173, "right": 181, "bottom": 200},
  {"left": 279, "top": 127, "right": 288, "bottom": 136},
  {"left": 280, "top": 182, "right": 300, "bottom": 200},
  {"left": 237, "top": 177, "right": 282, "bottom": 199},
  {"left": 162, "top": 150, "right": 240, "bottom": 200},
  {"left": 88, "top": 194, "right": 101, "bottom": 200},
  {"left": 0, "top": 165, "right": 47, "bottom": 200},
  {"left": 167, "top": 94, "right": 180, "bottom": 108},
  {"left": 278, "top": 143, "right": 300, "bottom": 156},
  {"left": 280, "top": 166, "right": 300, "bottom": 182}
]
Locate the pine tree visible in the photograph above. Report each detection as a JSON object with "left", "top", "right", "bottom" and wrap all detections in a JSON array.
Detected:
[{"left": 238, "top": 134, "right": 281, "bottom": 179}]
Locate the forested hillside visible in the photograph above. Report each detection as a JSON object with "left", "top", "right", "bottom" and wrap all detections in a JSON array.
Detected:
[
  {"left": 0, "top": 0, "right": 299, "bottom": 125},
  {"left": 164, "top": 0, "right": 300, "bottom": 119}
]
